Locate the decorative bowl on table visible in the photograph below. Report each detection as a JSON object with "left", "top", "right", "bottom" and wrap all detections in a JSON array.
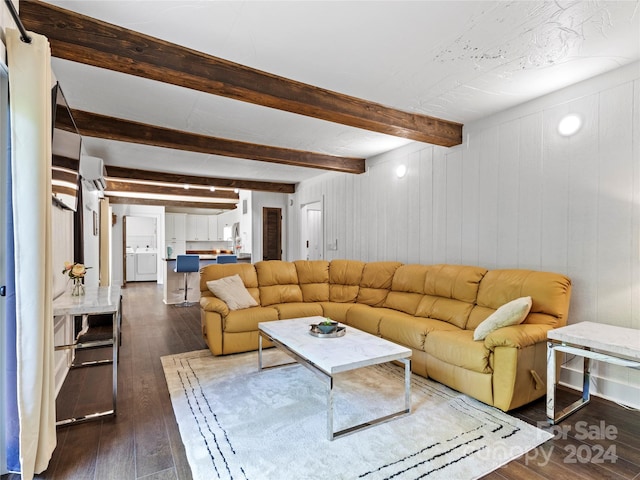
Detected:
[
  {"left": 318, "top": 322, "right": 338, "bottom": 334},
  {"left": 309, "top": 321, "right": 345, "bottom": 338}
]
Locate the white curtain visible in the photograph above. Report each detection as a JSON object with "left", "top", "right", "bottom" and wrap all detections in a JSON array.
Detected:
[{"left": 6, "top": 29, "right": 56, "bottom": 479}]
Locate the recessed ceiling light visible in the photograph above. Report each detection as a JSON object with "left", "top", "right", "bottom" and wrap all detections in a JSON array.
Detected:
[
  {"left": 396, "top": 165, "right": 407, "bottom": 178},
  {"left": 210, "top": 186, "right": 216, "bottom": 192},
  {"left": 558, "top": 114, "right": 582, "bottom": 137},
  {"left": 234, "top": 188, "right": 239, "bottom": 194},
  {"left": 183, "top": 184, "right": 190, "bottom": 190}
]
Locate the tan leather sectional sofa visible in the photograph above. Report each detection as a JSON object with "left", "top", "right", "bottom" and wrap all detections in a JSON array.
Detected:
[{"left": 199, "top": 260, "right": 571, "bottom": 411}]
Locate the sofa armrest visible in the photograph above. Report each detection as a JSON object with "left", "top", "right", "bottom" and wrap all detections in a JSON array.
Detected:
[
  {"left": 199, "top": 296, "right": 230, "bottom": 317},
  {"left": 484, "top": 323, "right": 552, "bottom": 350}
]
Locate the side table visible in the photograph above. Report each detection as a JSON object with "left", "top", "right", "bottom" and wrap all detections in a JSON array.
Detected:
[
  {"left": 53, "top": 285, "right": 122, "bottom": 426},
  {"left": 546, "top": 321, "right": 640, "bottom": 424}
]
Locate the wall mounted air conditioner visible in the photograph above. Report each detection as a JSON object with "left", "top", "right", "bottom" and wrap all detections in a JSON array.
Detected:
[{"left": 80, "top": 154, "right": 106, "bottom": 191}]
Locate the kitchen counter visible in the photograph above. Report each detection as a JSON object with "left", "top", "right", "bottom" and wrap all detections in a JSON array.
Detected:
[
  {"left": 163, "top": 253, "right": 251, "bottom": 262},
  {"left": 162, "top": 254, "right": 251, "bottom": 304}
]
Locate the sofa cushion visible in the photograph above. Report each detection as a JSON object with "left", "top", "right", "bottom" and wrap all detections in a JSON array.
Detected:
[
  {"left": 318, "top": 302, "right": 356, "bottom": 323},
  {"left": 424, "top": 264, "right": 487, "bottom": 303},
  {"left": 425, "top": 329, "right": 492, "bottom": 374},
  {"left": 357, "top": 262, "right": 402, "bottom": 307},
  {"left": 345, "top": 304, "right": 383, "bottom": 335},
  {"left": 206, "top": 274, "right": 259, "bottom": 311},
  {"left": 329, "top": 259, "right": 364, "bottom": 303},
  {"left": 415, "top": 264, "right": 487, "bottom": 328},
  {"left": 199, "top": 263, "right": 260, "bottom": 304},
  {"left": 223, "top": 306, "right": 280, "bottom": 333},
  {"left": 379, "top": 311, "right": 459, "bottom": 351},
  {"left": 256, "top": 261, "right": 303, "bottom": 306},
  {"left": 473, "top": 296, "right": 532, "bottom": 341},
  {"left": 415, "top": 296, "right": 474, "bottom": 330},
  {"left": 383, "top": 264, "right": 429, "bottom": 315},
  {"left": 468, "top": 269, "right": 572, "bottom": 329},
  {"left": 272, "top": 302, "right": 324, "bottom": 320},
  {"left": 294, "top": 260, "right": 330, "bottom": 302}
]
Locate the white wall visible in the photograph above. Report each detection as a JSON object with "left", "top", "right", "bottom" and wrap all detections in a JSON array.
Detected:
[
  {"left": 81, "top": 184, "right": 101, "bottom": 287},
  {"left": 239, "top": 190, "right": 252, "bottom": 255},
  {"left": 291, "top": 62, "right": 640, "bottom": 408}
]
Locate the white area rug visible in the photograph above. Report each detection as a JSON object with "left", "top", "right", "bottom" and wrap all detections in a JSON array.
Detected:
[{"left": 162, "top": 349, "right": 551, "bottom": 480}]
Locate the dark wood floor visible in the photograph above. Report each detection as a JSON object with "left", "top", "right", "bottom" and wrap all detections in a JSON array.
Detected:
[{"left": 3, "top": 282, "right": 639, "bottom": 479}]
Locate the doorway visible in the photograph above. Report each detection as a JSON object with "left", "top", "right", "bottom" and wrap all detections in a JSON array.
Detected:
[
  {"left": 262, "top": 207, "right": 282, "bottom": 260},
  {"left": 301, "top": 200, "right": 323, "bottom": 261}
]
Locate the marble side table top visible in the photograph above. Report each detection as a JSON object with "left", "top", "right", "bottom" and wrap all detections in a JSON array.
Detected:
[
  {"left": 53, "top": 285, "right": 121, "bottom": 316},
  {"left": 547, "top": 321, "right": 640, "bottom": 360}
]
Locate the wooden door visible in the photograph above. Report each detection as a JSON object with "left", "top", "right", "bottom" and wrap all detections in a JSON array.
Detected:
[
  {"left": 122, "top": 215, "right": 127, "bottom": 286},
  {"left": 307, "top": 208, "right": 322, "bottom": 260},
  {"left": 262, "top": 207, "right": 282, "bottom": 260}
]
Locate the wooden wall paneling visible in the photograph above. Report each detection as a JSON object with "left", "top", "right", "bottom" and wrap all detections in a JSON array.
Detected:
[
  {"left": 633, "top": 79, "right": 640, "bottom": 332},
  {"left": 461, "top": 137, "right": 480, "bottom": 267},
  {"left": 565, "top": 95, "right": 599, "bottom": 327},
  {"left": 432, "top": 147, "right": 447, "bottom": 263},
  {"left": 476, "top": 128, "right": 500, "bottom": 269},
  {"left": 594, "top": 84, "right": 636, "bottom": 392},
  {"left": 390, "top": 158, "right": 406, "bottom": 263},
  {"left": 516, "top": 112, "right": 543, "bottom": 270},
  {"left": 496, "top": 121, "right": 520, "bottom": 267},
  {"left": 631, "top": 80, "right": 640, "bottom": 389},
  {"left": 445, "top": 149, "right": 463, "bottom": 265},
  {"left": 406, "top": 150, "right": 421, "bottom": 264},
  {"left": 418, "top": 147, "right": 434, "bottom": 266},
  {"left": 337, "top": 175, "right": 348, "bottom": 260},
  {"left": 371, "top": 162, "right": 385, "bottom": 261},
  {"left": 540, "top": 106, "right": 570, "bottom": 274},
  {"left": 325, "top": 178, "right": 337, "bottom": 261},
  {"left": 333, "top": 177, "right": 342, "bottom": 260},
  {"left": 350, "top": 174, "right": 362, "bottom": 261},
  {"left": 596, "top": 83, "right": 634, "bottom": 327},
  {"left": 353, "top": 171, "right": 366, "bottom": 262}
]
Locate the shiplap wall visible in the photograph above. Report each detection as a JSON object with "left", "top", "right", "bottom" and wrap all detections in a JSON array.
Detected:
[{"left": 291, "top": 62, "right": 640, "bottom": 406}]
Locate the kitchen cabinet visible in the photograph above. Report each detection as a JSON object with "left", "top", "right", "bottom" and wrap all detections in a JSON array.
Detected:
[
  {"left": 125, "top": 253, "right": 135, "bottom": 281},
  {"left": 186, "top": 215, "right": 209, "bottom": 241},
  {"left": 165, "top": 213, "right": 186, "bottom": 241},
  {"left": 208, "top": 215, "right": 218, "bottom": 241}
]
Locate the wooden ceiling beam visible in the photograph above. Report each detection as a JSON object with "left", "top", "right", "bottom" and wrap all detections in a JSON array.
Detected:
[
  {"left": 106, "top": 179, "right": 239, "bottom": 201},
  {"left": 70, "top": 109, "right": 365, "bottom": 174},
  {"left": 105, "top": 166, "right": 296, "bottom": 194},
  {"left": 107, "top": 195, "right": 236, "bottom": 210},
  {"left": 21, "top": 1, "right": 463, "bottom": 147}
]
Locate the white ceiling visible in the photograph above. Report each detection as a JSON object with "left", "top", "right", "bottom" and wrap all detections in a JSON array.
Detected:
[{"left": 44, "top": 0, "right": 640, "bottom": 186}]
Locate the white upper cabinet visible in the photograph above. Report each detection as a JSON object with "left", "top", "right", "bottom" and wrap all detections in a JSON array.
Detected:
[
  {"left": 165, "top": 213, "right": 186, "bottom": 241},
  {"left": 208, "top": 215, "right": 218, "bottom": 241},
  {"left": 186, "top": 214, "right": 209, "bottom": 241}
]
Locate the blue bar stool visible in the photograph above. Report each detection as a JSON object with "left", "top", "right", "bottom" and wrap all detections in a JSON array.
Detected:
[
  {"left": 174, "top": 254, "right": 200, "bottom": 306},
  {"left": 216, "top": 254, "right": 238, "bottom": 264}
]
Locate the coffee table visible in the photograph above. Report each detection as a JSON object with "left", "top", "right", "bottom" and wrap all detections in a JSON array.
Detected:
[{"left": 258, "top": 316, "right": 411, "bottom": 440}]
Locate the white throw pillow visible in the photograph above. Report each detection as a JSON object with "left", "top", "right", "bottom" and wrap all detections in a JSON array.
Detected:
[
  {"left": 206, "top": 274, "right": 258, "bottom": 311},
  {"left": 473, "top": 296, "right": 532, "bottom": 341}
]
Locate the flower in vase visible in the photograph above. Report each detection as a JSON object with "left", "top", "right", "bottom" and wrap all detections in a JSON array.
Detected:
[{"left": 62, "top": 262, "right": 91, "bottom": 280}]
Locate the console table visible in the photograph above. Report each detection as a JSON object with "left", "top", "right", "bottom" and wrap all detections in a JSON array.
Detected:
[
  {"left": 53, "top": 285, "right": 121, "bottom": 426},
  {"left": 547, "top": 321, "right": 640, "bottom": 424}
]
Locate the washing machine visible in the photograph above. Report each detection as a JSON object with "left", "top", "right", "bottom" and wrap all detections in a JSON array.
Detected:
[{"left": 135, "top": 251, "right": 157, "bottom": 281}]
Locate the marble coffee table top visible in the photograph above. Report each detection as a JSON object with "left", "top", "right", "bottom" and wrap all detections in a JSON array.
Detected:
[
  {"left": 548, "top": 321, "right": 640, "bottom": 360},
  {"left": 259, "top": 316, "right": 411, "bottom": 375}
]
